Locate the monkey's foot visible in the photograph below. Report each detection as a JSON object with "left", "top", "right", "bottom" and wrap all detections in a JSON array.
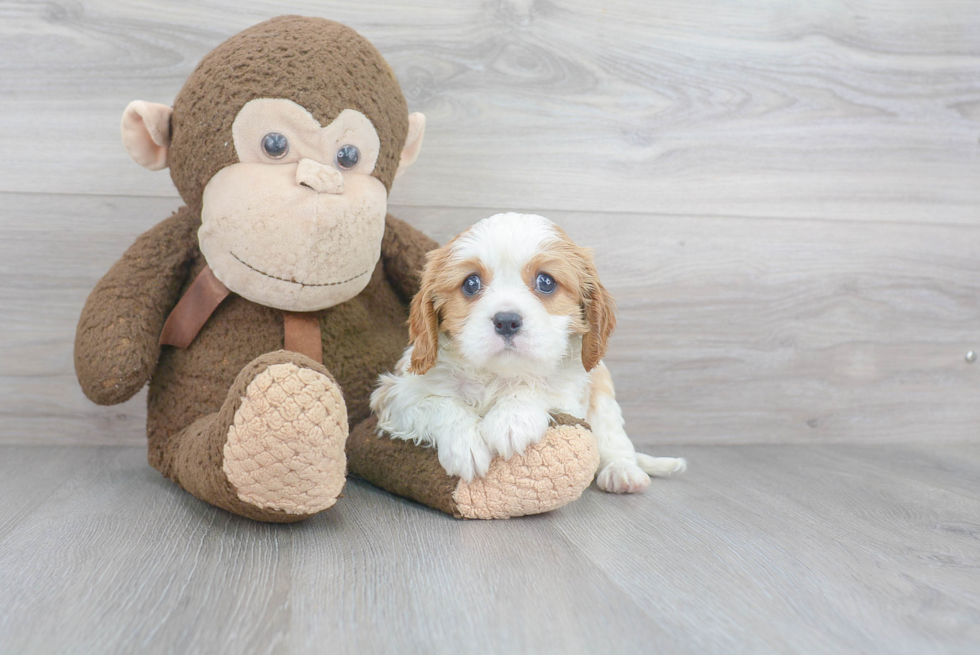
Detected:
[
  {"left": 348, "top": 414, "right": 599, "bottom": 519},
  {"left": 162, "top": 351, "right": 347, "bottom": 522},
  {"left": 222, "top": 355, "right": 348, "bottom": 516},
  {"left": 452, "top": 415, "right": 600, "bottom": 519}
]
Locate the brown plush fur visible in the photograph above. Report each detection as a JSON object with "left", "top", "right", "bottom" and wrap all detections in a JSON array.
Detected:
[
  {"left": 76, "top": 209, "right": 435, "bottom": 520},
  {"left": 165, "top": 350, "right": 335, "bottom": 523},
  {"left": 74, "top": 207, "right": 201, "bottom": 407},
  {"left": 168, "top": 15, "right": 408, "bottom": 213},
  {"left": 76, "top": 16, "right": 600, "bottom": 522},
  {"left": 348, "top": 416, "right": 463, "bottom": 517},
  {"left": 348, "top": 413, "right": 593, "bottom": 519},
  {"left": 145, "top": 213, "right": 434, "bottom": 468},
  {"left": 74, "top": 16, "right": 432, "bottom": 520}
]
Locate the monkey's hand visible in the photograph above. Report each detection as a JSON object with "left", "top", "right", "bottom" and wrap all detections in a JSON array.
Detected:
[{"left": 74, "top": 208, "right": 200, "bottom": 405}]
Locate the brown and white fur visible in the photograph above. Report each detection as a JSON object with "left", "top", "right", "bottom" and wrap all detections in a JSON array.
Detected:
[{"left": 370, "top": 213, "right": 685, "bottom": 492}]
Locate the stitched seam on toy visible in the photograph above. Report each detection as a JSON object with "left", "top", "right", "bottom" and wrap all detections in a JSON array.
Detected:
[{"left": 231, "top": 252, "right": 369, "bottom": 287}]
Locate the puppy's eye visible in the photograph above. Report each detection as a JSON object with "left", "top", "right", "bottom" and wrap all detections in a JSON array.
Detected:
[
  {"left": 261, "top": 133, "right": 289, "bottom": 159},
  {"left": 336, "top": 144, "right": 360, "bottom": 170},
  {"left": 462, "top": 274, "right": 482, "bottom": 296},
  {"left": 536, "top": 273, "right": 556, "bottom": 294}
]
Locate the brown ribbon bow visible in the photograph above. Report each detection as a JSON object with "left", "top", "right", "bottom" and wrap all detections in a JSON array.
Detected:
[{"left": 159, "top": 266, "right": 323, "bottom": 364}]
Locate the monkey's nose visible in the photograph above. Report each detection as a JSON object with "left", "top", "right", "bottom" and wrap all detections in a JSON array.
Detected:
[{"left": 296, "top": 158, "right": 344, "bottom": 194}]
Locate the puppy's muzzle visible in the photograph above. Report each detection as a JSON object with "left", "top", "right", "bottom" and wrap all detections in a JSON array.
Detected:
[{"left": 493, "top": 312, "right": 523, "bottom": 337}]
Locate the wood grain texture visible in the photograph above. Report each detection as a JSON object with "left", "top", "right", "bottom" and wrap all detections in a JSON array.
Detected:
[
  {"left": 0, "top": 1, "right": 977, "bottom": 446},
  {"left": 3, "top": 4, "right": 977, "bottom": 653},
  {"left": 0, "top": 444, "right": 977, "bottom": 654},
  {"left": 550, "top": 443, "right": 980, "bottom": 654},
  {"left": 395, "top": 206, "right": 980, "bottom": 446},
  {"left": 0, "top": 0, "right": 978, "bottom": 222},
  {"left": 3, "top": 194, "right": 976, "bottom": 446}
]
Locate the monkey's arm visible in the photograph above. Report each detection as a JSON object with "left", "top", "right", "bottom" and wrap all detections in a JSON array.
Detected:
[
  {"left": 381, "top": 213, "right": 439, "bottom": 303},
  {"left": 74, "top": 207, "right": 201, "bottom": 405}
]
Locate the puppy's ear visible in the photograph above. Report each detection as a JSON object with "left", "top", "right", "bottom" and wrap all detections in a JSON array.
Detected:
[
  {"left": 580, "top": 255, "right": 617, "bottom": 372},
  {"left": 408, "top": 256, "right": 441, "bottom": 374}
]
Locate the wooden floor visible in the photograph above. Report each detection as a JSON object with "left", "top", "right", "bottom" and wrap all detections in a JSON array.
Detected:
[
  {"left": 0, "top": 443, "right": 977, "bottom": 654},
  {"left": 1, "top": 2, "right": 978, "bottom": 653}
]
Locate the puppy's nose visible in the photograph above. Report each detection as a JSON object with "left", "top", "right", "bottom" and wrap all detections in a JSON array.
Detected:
[{"left": 493, "top": 312, "right": 523, "bottom": 337}]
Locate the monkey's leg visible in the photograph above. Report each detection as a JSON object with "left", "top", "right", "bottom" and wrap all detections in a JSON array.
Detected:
[
  {"left": 154, "top": 351, "right": 348, "bottom": 522},
  {"left": 347, "top": 414, "right": 600, "bottom": 519}
]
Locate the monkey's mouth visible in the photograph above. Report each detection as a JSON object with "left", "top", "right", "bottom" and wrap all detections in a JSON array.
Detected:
[{"left": 230, "top": 252, "right": 369, "bottom": 288}]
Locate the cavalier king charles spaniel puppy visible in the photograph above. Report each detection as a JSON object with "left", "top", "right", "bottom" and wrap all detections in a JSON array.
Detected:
[{"left": 370, "top": 213, "right": 685, "bottom": 493}]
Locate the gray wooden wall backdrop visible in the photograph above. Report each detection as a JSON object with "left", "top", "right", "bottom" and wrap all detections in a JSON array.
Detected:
[{"left": 1, "top": 0, "right": 978, "bottom": 447}]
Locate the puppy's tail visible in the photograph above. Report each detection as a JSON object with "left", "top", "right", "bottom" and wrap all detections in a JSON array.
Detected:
[{"left": 636, "top": 453, "right": 687, "bottom": 477}]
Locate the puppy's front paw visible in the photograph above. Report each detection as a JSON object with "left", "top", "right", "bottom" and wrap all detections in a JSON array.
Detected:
[
  {"left": 437, "top": 428, "right": 493, "bottom": 482},
  {"left": 480, "top": 403, "right": 551, "bottom": 460},
  {"left": 596, "top": 459, "right": 651, "bottom": 494}
]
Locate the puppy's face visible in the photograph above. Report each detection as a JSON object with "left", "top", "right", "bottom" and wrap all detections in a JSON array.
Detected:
[{"left": 409, "top": 213, "right": 616, "bottom": 377}]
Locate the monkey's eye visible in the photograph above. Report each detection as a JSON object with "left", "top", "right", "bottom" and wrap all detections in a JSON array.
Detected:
[
  {"left": 536, "top": 273, "right": 556, "bottom": 294},
  {"left": 336, "top": 144, "right": 360, "bottom": 170},
  {"left": 261, "top": 133, "right": 289, "bottom": 159},
  {"left": 462, "top": 274, "right": 482, "bottom": 297}
]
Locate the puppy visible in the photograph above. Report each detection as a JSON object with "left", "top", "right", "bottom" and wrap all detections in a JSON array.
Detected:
[{"left": 370, "top": 213, "right": 685, "bottom": 493}]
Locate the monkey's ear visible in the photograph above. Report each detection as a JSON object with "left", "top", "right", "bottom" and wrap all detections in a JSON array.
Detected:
[
  {"left": 121, "top": 101, "right": 173, "bottom": 171},
  {"left": 394, "top": 112, "right": 426, "bottom": 179}
]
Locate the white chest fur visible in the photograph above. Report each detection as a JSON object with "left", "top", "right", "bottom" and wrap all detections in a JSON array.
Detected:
[
  {"left": 442, "top": 334, "right": 590, "bottom": 417},
  {"left": 385, "top": 337, "right": 593, "bottom": 422}
]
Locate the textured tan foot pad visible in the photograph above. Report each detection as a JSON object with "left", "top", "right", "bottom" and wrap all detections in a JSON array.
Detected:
[
  {"left": 452, "top": 424, "right": 600, "bottom": 519},
  {"left": 223, "top": 363, "right": 348, "bottom": 515}
]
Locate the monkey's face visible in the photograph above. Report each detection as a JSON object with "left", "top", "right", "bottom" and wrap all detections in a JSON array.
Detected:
[
  {"left": 120, "top": 17, "right": 427, "bottom": 313},
  {"left": 198, "top": 99, "right": 387, "bottom": 311}
]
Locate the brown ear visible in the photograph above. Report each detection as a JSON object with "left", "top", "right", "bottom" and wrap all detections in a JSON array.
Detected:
[
  {"left": 408, "top": 263, "right": 440, "bottom": 374},
  {"left": 580, "top": 260, "right": 617, "bottom": 372},
  {"left": 121, "top": 100, "right": 172, "bottom": 171}
]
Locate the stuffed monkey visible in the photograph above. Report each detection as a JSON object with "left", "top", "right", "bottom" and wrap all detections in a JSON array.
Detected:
[{"left": 75, "top": 16, "right": 599, "bottom": 522}]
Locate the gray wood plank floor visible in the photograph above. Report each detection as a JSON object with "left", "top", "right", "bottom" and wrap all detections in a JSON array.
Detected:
[
  {"left": 1, "top": 444, "right": 977, "bottom": 654},
  {"left": 1, "top": 3, "right": 978, "bottom": 652}
]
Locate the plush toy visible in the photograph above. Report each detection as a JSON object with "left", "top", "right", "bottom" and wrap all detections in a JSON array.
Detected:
[{"left": 74, "top": 15, "right": 599, "bottom": 522}]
